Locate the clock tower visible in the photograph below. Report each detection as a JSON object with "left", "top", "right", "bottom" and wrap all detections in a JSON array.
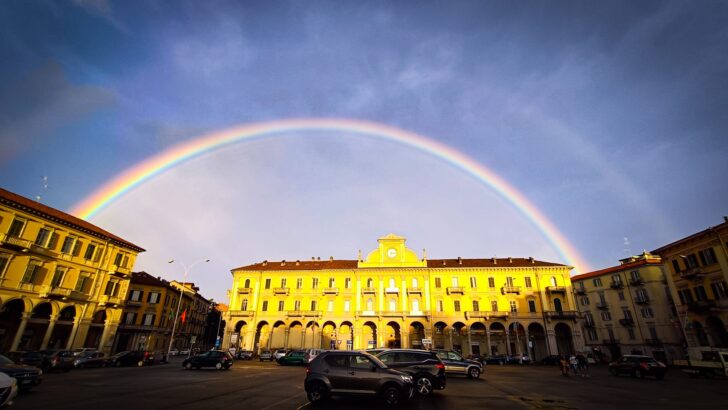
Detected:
[{"left": 358, "top": 233, "right": 427, "bottom": 268}]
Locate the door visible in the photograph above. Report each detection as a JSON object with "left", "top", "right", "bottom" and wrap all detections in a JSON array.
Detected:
[
  {"left": 323, "top": 354, "right": 351, "bottom": 392},
  {"left": 447, "top": 351, "right": 467, "bottom": 373},
  {"left": 347, "top": 354, "right": 381, "bottom": 393}
]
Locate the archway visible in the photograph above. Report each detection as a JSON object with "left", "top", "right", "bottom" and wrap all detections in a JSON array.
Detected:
[
  {"left": 270, "top": 321, "right": 287, "bottom": 350},
  {"left": 234, "top": 320, "right": 248, "bottom": 350},
  {"left": 254, "top": 321, "right": 270, "bottom": 353},
  {"left": 362, "top": 321, "right": 377, "bottom": 349},
  {"left": 339, "top": 321, "right": 354, "bottom": 350},
  {"left": 26, "top": 302, "right": 53, "bottom": 350},
  {"left": 693, "top": 321, "right": 709, "bottom": 346},
  {"left": 288, "top": 321, "right": 304, "bottom": 349},
  {"left": 433, "top": 322, "right": 448, "bottom": 349},
  {"left": 0, "top": 299, "right": 25, "bottom": 352},
  {"left": 527, "top": 323, "right": 547, "bottom": 361},
  {"left": 84, "top": 310, "right": 106, "bottom": 348},
  {"left": 554, "top": 323, "right": 574, "bottom": 355},
  {"left": 321, "top": 321, "right": 337, "bottom": 349},
  {"left": 489, "top": 322, "right": 507, "bottom": 355},
  {"left": 452, "top": 322, "right": 467, "bottom": 353},
  {"left": 49, "top": 306, "right": 76, "bottom": 350},
  {"left": 706, "top": 316, "right": 728, "bottom": 348},
  {"left": 304, "top": 321, "right": 320, "bottom": 349},
  {"left": 409, "top": 321, "right": 425, "bottom": 349},
  {"left": 470, "top": 322, "right": 487, "bottom": 355},
  {"left": 509, "top": 322, "right": 527, "bottom": 356},
  {"left": 384, "top": 321, "right": 401, "bottom": 348}
]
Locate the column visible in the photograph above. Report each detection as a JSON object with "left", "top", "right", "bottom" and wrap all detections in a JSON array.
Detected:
[
  {"left": 283, "top": 328, "right": 290, "bottom": 349},
  {"left": 266, "top": 330, "right": 273, "bottom": 350},
  {"left": 401, "top": 328, "right": 409, "bottom": 349},
  {"left": 448, "top": 329, "right": 453, "bottom": 350},
  {"left": 401, "top": 279, "right": 408, "bottom": 312},
  {"left": 97, "top": 320, "right": 114, "bottom": 354},
  {"left": 486, "top": 330, "right": 492, "bottom": 356},
  {"left": 66, "top": 318, "right": 83, "bottom": 350},
  {"left": 10, "top": 313, "right": 31, "bottom": 352},
  {"left": 546, "top": 328, "right": 558, "bottom": 355},
  {"left": 466, "top": 330, "right": 473, "bottom": 356},
  {"left": 505, "top": 329, "right": 512, "bottom": 355},
  {"left": 524, "top": 328, "right": 531, "bottom": 359},
  {"left": 40, "top": 314, "right": 58, "bottom": 350},
  {"left": 300, "top": 327, "right": 306, "bottom": 348}
]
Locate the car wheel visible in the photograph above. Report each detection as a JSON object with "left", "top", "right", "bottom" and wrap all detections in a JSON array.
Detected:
[
  {"left": 215, "top": 362, "right": 223, "bottom": 370},
  {"left": 415, "top": 376, "right": 433, "bottom": 396},
  {"left": 185, "top": 362, "right": 193, "bottom": 370},
  {"left": 609, "top": 367, "right": 618, "bottom": 376},
  {"left": 382, "top": 386, "right": 401, "bottom": 406},
  {"left": 634, "top": 369, "right": 644, "bottom": 379},
  {"left": 115, "top": 361, "right": 122, "bottom": 367},
  {"left": 307, "top": 382, "right": 328, "bottom": 405},
  {"left": 224, "top": 365, "right": 231, "bottom": 370},
  {"left": 468, "top": 367, "right": 481, "bottom": 379}
]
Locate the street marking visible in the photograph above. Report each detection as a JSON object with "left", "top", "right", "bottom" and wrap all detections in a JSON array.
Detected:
[{"left": 294, "top": 403, "right": 311, "bottom": 410}]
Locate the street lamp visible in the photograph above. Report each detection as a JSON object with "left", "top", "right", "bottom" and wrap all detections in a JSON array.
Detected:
[{"left": 166, "top": 258, "right": 210, "bottom": 359}]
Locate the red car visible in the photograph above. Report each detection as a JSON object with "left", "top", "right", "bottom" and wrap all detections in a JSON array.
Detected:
[{"left": 609, "top": 355, "right": 666, "bottom": 379}]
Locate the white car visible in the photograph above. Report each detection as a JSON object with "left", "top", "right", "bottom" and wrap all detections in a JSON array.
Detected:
[
  {"left": 179, "top": 349, "right": 191, "bottom": 356},
  {"left": 0, "top": 373, "right": 18, "bottom": 408},
  {"left": 273, "top": 349, "right": 288, "bottom": 360},
  {"left": 169, "top": 349, "right": 180, "bottom": 356}
]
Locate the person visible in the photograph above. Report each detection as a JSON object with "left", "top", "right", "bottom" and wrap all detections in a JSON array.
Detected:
[
  {"left": 569, "top": 354, "right": 579, "bottom": 376},
  {"left": 577, "top": 354, "right": 590, "bottom": 378},
  {"left": 559, "top": 355, "right": 569, "bottom": 376}
]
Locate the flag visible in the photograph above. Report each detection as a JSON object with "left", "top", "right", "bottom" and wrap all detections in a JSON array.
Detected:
[{"left": 180, "top": 309, "right": 187, "bottom": 324}]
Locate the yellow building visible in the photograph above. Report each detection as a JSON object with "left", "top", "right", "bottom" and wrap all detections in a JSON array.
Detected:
[
  {"left": 572, "top": 252, "right": 683, "bottom": 363},
  {"left": 114, "top": 272, "right": 211, "bottom": 353},
  {"left": 653, "top": 217, "right": 728, "bottom": 350},
  {"left": 0, "top": 187, "right": 144, "bottom": 354},
  {"left": 224, "top": 234, "right": 582, "bottom": 359}
]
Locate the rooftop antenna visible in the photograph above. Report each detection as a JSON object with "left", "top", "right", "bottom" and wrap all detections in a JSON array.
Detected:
[{"left": 35, "top": 176, "right": 49, "bottom": 202}]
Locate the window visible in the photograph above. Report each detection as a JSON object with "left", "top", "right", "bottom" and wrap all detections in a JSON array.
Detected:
[
  {"left": 553, "top": 298, "right": 562, "bottom": 312},
  {"left": 344, "top": 300, "right": 351, "bottom": 312},
  {"left": 21, "top": 261, "right": 40, "bottom": 283},
  {"left": 710, "top": 281, "right": 728, "bottom": 299},
  {"left": 622, "top": 308, "right": 633, "bottom": 320},
  {"left": 412, "top": 278, "right": 418, "bottom": 288},
  {"left": 451, "top": 277, "right": 459, "bottom": 287},
  {"left": 148, "top": 292, "right": 160, "bottom": 304},
  {"left": 143, "top": 313, "right": 155, "bottom": 326},
  {"left": 506, "top": 277, "right": 514, "bottom": 287},
  {"left": 265, "top": 278, "right": 271, "bottom": 289},
  {"left": 245, "top": 278, "right": 252, "bottom": 288},
  {"left": 598, "top": 292, "right": 606, "bottom": 305},
  {"left": 113, "top": 252, "right": 123, "bottom": 266},
  {"left": 627, "top": 327, "right": 636, "bottom": 340},
  {"left": 312, "top": 278, "right": 319, "bottom": 289},
  {"left": 51, "top": 266, "right": 66, "bottom": 288},
  {"left": 412, "top": 299, "right": 420, "bottom": 312},
  {"left": 528, "top": 300, "right": 536, "bottom": 313},
  {"left": 345, "top": 277, "right": 351, "bottom": 289},
  {"left": 294, "top": 300, "right": 301, "bottom": 311},
  {"left": 84, "top": 243, "right": 97, "bottom": 260},
  {"left": 310, "top": 300, "right": 317, "bottom": 311},
  {"left": 329, "top": 277, "right": 335, "bottom": 287},
  {"left": 612, "top": 274, "right": 622, "bottom": 285},
  {"left": 296, "top": 278, "right": 302, "bottom": 289},
  {"left": 630, "top": 270, "right": 641, "bottom": 281},
  {"left": 366, "top": 299, "right": 373, "bottom": 311},
  {"left": 581, "top": 296, "right": 590, "bottom": 306},
  {"left": 35, "top": 228, "right": 52, "bottom": 247},
  {"left": 601, "top": 311, "right": 612, "bottom": 321},
  {"left": 491, "top": 300, "right": 498, "bottom": 311},
  {"left": 367, "top": 278, "right": 374, "bottom": 288},
  {"left": 641, "top": 307, "right": 654, "bottom": 318},
  {"left": 636, "top": 288, "right": 649, "bottom": 302},
  {"left": 472, "top": 300, "right": 480, "bottom": 311},
  {"left": 470, "top": 277, "right": 477, "bottom": 288},
  {"left": 699, "top": 248, "right": 718, "bottom": 265},
  {"left": 8, "top": 218, "right": 25, "bottom": 237},
  {"left": 437, "top": 300, "right": 443, "bottom": 312},
  {"left": 453, "top": 300, "right": 461, "bottom": 312},
  {"left": 684, "top": 254, "right": 699, "bottom": 268},
  {"left": 671, "top": 259, "right": 681, "bottom": 273},
  {"left": 124, "top": 312, "right": 137, "bottom": 325},
  {"left": 509, "top": 300, "right": 517, "bottom": 312},
  {"left": 648, "top": 326, "right": 658, "bottom": 340},
  {"left": 262, "top": 301, "right": 268, "bottom": 311},
  {"left": 389, "top": 278, "right": 396, "bottom": 288},
  {"left": 587, "top": 328, "right": 598, "bottom": 341},
  {"left": 607, "top": 328, "right": 616, "bottom": 341},
  {"left": 485, "top": 277, "right": 494, "bottom": 288},
  {"left": 281, "top": 278, "right": 287, "bottom": 288},
  {"left": 61, "top": 236, "right": 76, "bottom": 254},
  {"left": 241, "top": 299, "right": 248, "bottom": 310},
  {"left": 388, "top": 299, "right": 396, "bottom": 311},
  {"left": 104, "top": 280, "right": 119, "bottom": 296},
  {"left": 434, "top": 277, "right": 442, "bottom": 288},
  {"left": 525, "top": 277, "right": 532, "bottom": 288},
  {"left": 278, "top": 301, "right": 284, "bottom": 311},
  {"left": 618, "top": 291, "right": 625, "bottom": 301},
  {"left": 75, "top": 273, "right": 90, "bottom": 293},
  {"left": 328, "top": 300, "right": 334, "bottom": 312},
  {"left": 678, "top": 288, "right": 694, "bottom": 304},
  {"left": 593, "top": 278, "right": 602, "bottom": 287},
  {"left": 584, "top": 313, "right": 594, "bottom": 326},
  {"left": 550, "top": 276, "right": 558, "bottom": 286},
  {"left": 695, "top": 286, "right": 708, "bottom": 301},
  {"left": 128, "top": 289, "right": 142, "bottom": 302}
]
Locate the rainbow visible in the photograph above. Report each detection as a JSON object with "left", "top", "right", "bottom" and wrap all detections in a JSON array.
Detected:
[{"left": 71, "top": 118, "right": 590, "bottom": 273}]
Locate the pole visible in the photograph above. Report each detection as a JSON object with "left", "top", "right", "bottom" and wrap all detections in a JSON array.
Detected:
[
  {"left": 166, "top": 258, "right": 209, "bottom": 359},
  {"left": 216, "top": 307, "right": 223, "bottom": 350}
]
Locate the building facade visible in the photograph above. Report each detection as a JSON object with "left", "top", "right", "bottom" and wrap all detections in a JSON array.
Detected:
[
  {"left": 224, "top": 234, "right": 583, "bottom": 359},
  {"left": 572, "top": 252, "right": 683, "bottom": 363},
  {"left": 114, "top": 272, "right": 211, "bottom": 353},
  {"left": 0, "top": 187, "right": 144, "bottom": 354},
  {"left": 653, "top": 217, "right": 728, "bottom": 351}
]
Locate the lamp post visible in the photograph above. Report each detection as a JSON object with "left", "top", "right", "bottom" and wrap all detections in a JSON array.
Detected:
[{"left": 166, "top": 258, "right": 210, "bottom": 359}]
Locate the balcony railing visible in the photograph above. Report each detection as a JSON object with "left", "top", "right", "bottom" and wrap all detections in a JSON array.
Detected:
[
  {"left": 679, "top": 267, "right": 704, "bottom": 279},
  {"left": 645, "top": 338, "right": 662, "bottom": 346},
  {"left": 635, "top": 297, "right": 650, "bottom": 305},
  {"left": 596, "top": 302, "right": 609, "bottom": 310},
  {"left": 546, "top": 286, "right": 567, "bottom": 294},
  {"left": 286, "top": 310, "right": 322, "bottom": 317},
  {"left": 501, "top": 286, "right": 521, "bottom": 294},
  {"left": 273, "top": 287, "right": 289, "bottom": 295},
  {"left": 610, "top": 281, "right": 624, "bottom": 289},
  {"left": 0, "top": 234, "right": 32, "bottom": 250},
  {"left": 109, "top": 264, "right": 131, "bottom": 277},
  {"left": 574, "top": 288, "right": 586, "bottom": 295},
  {"left": 230, "top": 311, "right": 254, "bottom": 317},
  {"left": 126, "top": 299, "right": 142, "bottom": 307},
  {"left": 68, "top": 290, "right": 89, "bottom": 301},
  {"left": 16, "top": 282, "right": 37, "bottom": 292},
  {"left": 98, "top": 295, "right": 121, "bottom": 306},
  {"left": 489, "top": 311, "right": 509, "bottom": 319},
  {"left": 407, "top": 287, "right": 422, "bottom": 295},
  {"left": 237, "top": 287, "right": 252, "bottom": 294},
  {"left": 380, "top": 310, "right": 406, "bottom": 317},
  {"left": 629, "top": 277, "right": 644, "bottom": 286},
  {"left": 323, "top": 287, "right": 339, "bottom": 295},
  {"left": 618, "top": 318, "right": 635, "bottom": 327},
  {"left": 385, "top": 287, "right": 399, "bottom": 294},
  {"left": 466, "top": 311, "right": 489, "bottom": 319},
  {"left": 584, "top": 320, "right": 595, "bottom": 328},
  {"left": 408, "top": 310, "right": 430, "bottom": 317},
  {"left": 30, "top": 244, "right": 58, "bottom": 258},
  {"left": 687, "top": 300, "right": 716, "bottom": 313},
  {"left": 446, "top": 287, "right": 464, "bottom": 295},
  {"left": 361, "top": 287, "right": 376, "bottom": 294},
  {"left": 545, "top": 310, "right": 579, "bottom": 320}
]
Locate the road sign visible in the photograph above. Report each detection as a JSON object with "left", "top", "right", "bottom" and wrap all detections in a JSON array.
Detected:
[
  {"left": 230, "top": 333, "right": 238, "bottom": 344},
  {"left": 190, "top": 335, "right": 197, "bottom": 344}
]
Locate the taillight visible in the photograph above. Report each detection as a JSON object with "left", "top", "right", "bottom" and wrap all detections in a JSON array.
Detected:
[
  {"left": 306, "top": 366, "right": 311, "bottom": 375},
  {"left": 436, "top": 363, "right": 445, "bottom": 370},
  {"left": 640, "top": 363, "right": 649, "bottom": 370}
]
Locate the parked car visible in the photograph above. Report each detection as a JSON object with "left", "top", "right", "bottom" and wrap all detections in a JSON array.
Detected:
[
  {"left": 182, "top": 350, "right": 233, "bottom": 370},
  {"left": 278, "top": 350, "right": 307, "bottom": 366},
  {"left": 273, "top": 349, "right": 289, "bottom": 360},
  {"left": 376, "top": 349, "right": 446, "bottom": 396},
  {"left": 259, "top": 351, "right": 274, "bottom": 361},
  {"left": 0, "top": 354, "right": 42, "bottom": 391},
  {"left": 107, "top": 351, "right": 155, "bottom": 367},
  {"left": 179, "top": 349, "right": 191, "bottom": 356},
  {"left": 8, "top": 351, "right": 44, "bottom": 368},
  {"left": 0, "top": 373, "right": 18, "bottom": 407},
  {"left": 609, "top": 355, "right": 667, "bottom": 379},
  {"left": 73, "top": 351, "right": 107, "bottom": 368},
  {"left": 168, "top": 349, "right": 180, "bottom": 356},
  {"left": 237, "top": 350, "right": 253, "bottom": 360},
  {"left": 507, "top": 355, "right": 531, "bottom": 365},
  {"left": 40, "top": 350, "right": 75, "bottom": 372},
  {"left": 484, "top": 355, "right": 508, "bottom": 365},
  {"left": 304, "top": 350, "right": 414, "bottom": 405},
  {"left": 433, "top": 350, "right": 483, "bottom": 378},
  {"left": 365, "top": 348, "right": 387, "bottom": 356},
  {"left": 72, "top": 348, "right": 98, "bottom": 357},
  {"left": 541, "top": 355, "right": 562, "bottom": 365},
  {"left": 302, "top": 349, "right": 323, "bottom": 363}
]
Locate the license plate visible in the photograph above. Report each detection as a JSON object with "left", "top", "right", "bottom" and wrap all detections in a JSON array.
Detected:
[{"left": 21, "top": 379, "right": 31, "bottom": 384}]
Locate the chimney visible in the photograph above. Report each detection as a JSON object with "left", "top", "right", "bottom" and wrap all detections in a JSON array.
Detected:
[
  {"left": 442, "top": 260, "right": 447, "bottom": 266},
  {"left": 281, "top": 260, "right": 286, "bottom": 266},
  {"left": 508, "top": 257, "right": 513, "bottom": 264},
  {"left": 724, "top": 216, "right": 728, "bottom": 223},
  {"left": 329, "top": 256, "right": 334, "bottom": 262},
  {"left": 312, "top": 257, "right": 316, "bottom": 261},
  {"left": 457, "top": 257, "right": 462, "bottom": 265},
  {"left": 492, "top": 257, "right": 497, "bottom": 264},
  {"left": 296, "top": 260, "right": 300, "bottom": 266},
  {"left": 529, "top": 257, "right": 534, "bottom": 264},
  {"left": 317, "top": 257, "right": 321, "bottom": 261},
  {"left": 262, "top": 260, "right": 268, "bottom": 266}
]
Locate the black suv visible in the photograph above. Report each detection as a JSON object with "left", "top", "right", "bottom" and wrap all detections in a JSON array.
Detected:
[
  {"left": 304, "top": 351, "right": 414, "bottom": 405},
  {"left": 375, "top": 349, "right": 446, "bottom": 396}
]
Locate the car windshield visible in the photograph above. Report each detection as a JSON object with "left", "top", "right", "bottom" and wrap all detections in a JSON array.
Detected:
[
  {"left": 0, "top": 355, "right": 14, "bottom": 365},
  {"left": 363, "top": 352, "right": 387, "bottom": 368}
]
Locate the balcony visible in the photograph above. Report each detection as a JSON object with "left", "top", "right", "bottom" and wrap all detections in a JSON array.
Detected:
[
  {"left": 273, "top": 287, "right": 289, "bottom": 295},
  {"left": 408, "top": 310, "right": 430, "bottom": 317},
  {"left": 489, "top": 311, "right": 509, "bottom": 319},
  {"left": 385, "top": 287, "right": 399, "bottom": 294},
  {"left": 466, "top": 311, "right": 489, "bottom": 319},
  {"left": 645, "top": 338, "right": 662, "bottom": 346},
  {"left": 446, "top": 287, "right": 464, "bottom": 295},
  {"left": 610, "top": 281, "right": 624, "bottom": 289},
  {"left": 361, "top": 287, "right": 376, "bottom": 294},
  {"left": 596, "top": 302, "right": 609, "bottom": 310},
  {"left": 501, "top": 286, "right": 521, "bottom": 294},
  {"left": 687, "top": 300, "right": 716, "bottom": 313},
  {"left": 109, "top": 264, "right": 131, "bottom": 277},
  {"left": 407, "top": 287, "right": 422, "bottom": 295},
  {"left": 98, "top": 295, "right": 121, "bottom": 306},
  {"left": 380, "top": 310, "right": 406, "bottom": 317},
  {"left": 230, "top": 310, "right": 255, "bottom": 318},
  {"left": 679, "top": 267, "right": 704, "bottom": 280},
  {"left": 126, "top": 299, "right": 142, "bottom": 307},
  {"left": 629, "top": 277, "right": 644, "bottom": 286},
  {"left": 0, "top": 234, "right": 32, "bottom": 251},
  {"left": 237, "top": 287, "right": 252, "bottom": 294},
  {"left": 286, "top": 310, "right": 322, "bottom": 318},
  {"left": 16, "top": 282, "right": 37, "bottom": 292},
  {"left": 574, "top": 287, "right": 586, "bottom": 295},
  {"left": 42, "top": 286, "right": 72, "bottom": 299},
  {"left": 546, "top": 286, "right": 567, "bottom": 294},
  {"left": 545, "top": 311, "right": 579, "bottom": 321},
  {"left": 30, "top": 244, "right": 58, "bottom": 258},
  {"left": 619, "top": 318, "right": 635, "bottom": 327},
  {"left": 635, "top": 297, "right": 650, "bottom": 305},
  {"left": 68, "top": 290, "right": 89, "bottom": 301},
  {"left": 323, "top": 287, "right": 339, "bottom": 295}
]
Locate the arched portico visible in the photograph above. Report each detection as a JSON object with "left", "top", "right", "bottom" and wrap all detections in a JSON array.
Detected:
[
  {"left": 470, "top": 322, "right": 487, "bottom": 355},
  {"left": 384, "top": 321, "right": 401, "bottom": 348},
  {"left": 706, "top": 316, "right": 728, "bottom": 348},
  {"left": 409, "top": 321, "right": 426, "bottom": 349},
  {"left": 84, "top": 310, "right": 107, "bottom": 349},
  {"left": 489, "top": 322, "right": 507, "bottom": 355},
  {"left": 361, "top": 321, "right": 377, "bottom": 349},
  {"left": 321, "top": 321, "right": 337, "bottom": 350},
  {"left": 451, "top": 322, "right": 467, "bottom": 353},
  {"left": 0, "top": 299, "right": 27, "bottom": 352},
  {"left": 508, "top": 322, "right": 527, "bottom": 357},
  {"left": 49, "top": 306, "right": 77, "bottom": 350},
  {"left": 26, "top": 302, "right": 53, "bottom": 351},
  {"left": 339, "top": 321, "right": 353, "bottom": 350},
  {"left": 254, "top": 321, "right": 270, "bottom": 353},
  {"left": 270, "top": 321, "right": 287, "bottom": 350},
  {"left": 288, "top": 321, "right": 304, "bottom": 349},
  {"left": 554, "top": 322, "right": 574, "bottom": 355},
  {"left": 527, "top": 323, "right": 547, "bottom": 361},
  {"left": 433, "top": 322, "right": 447, "bottom": 349}
]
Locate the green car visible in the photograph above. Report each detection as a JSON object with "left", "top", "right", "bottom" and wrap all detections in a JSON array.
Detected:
[{"left": 277, "top": 350, "right": 307, "bottom": 366}]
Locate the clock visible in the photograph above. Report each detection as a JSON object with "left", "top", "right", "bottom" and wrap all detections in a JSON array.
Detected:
[{"left": 387, "top": 248, "right": 397, "bottom": 258}]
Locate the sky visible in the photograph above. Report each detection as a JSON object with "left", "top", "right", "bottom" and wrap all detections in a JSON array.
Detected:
[{"left": 1, "top": 0, "right": 726, "bottom": 303}]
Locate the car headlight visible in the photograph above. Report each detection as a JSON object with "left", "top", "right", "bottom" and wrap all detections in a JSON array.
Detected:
[
  {"left": 400, "top": 375, "right": 412, "bottom": 383},
  {"left": 38, "top": 369, "right": 43, "bottom": 376}
]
